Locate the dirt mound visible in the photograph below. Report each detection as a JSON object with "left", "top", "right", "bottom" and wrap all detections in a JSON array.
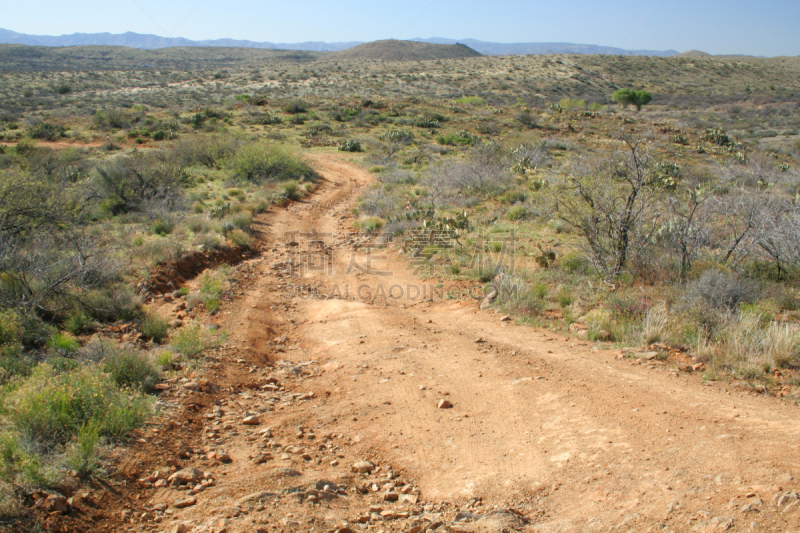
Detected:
[
  {"left": 330, "top": 40, "right": 481, "bottom": 61},
  {"left": 141, "top": 245, "right": 255, "bottom": 295}
]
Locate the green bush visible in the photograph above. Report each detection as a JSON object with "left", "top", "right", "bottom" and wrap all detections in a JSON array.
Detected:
[
  {"left": 28, "top": 122, "right": 65, "bottom": 141},
  {"left": 284, "top": 100, "right": 307, "bottom": 114},
  {"left": 169, "top": 323, "right": 223, "bottom": 357},
  {"left": 141, "top": 313, "right": 169, "bottom": 343},
  {"left": 65, "top": 421, "right": 100, "bottom": 476},
  {"left": 507, "top": 205, "right": 529, "bottom": 221},
  {"left": 63, "top": 310, "right": 92, "bottom": 335},
  {"left": 453, "top": 96, "right": 486, "bottom": 106},
  {"left": 228, "top": 229, "right": 252, "bottom": 248},
  {"left": 612, "top": 89, "right": 652, "bottom": 111},
  {"left": 339, "top": 139, "right": 362, "bottom": 152},
  {"left": 47, "top": 332, "right": 80, "bottom": 353},
  {"left": 230, "top": 143, "right": 314, "bottom": 184},
  {"left": 6, "top": 364, "right": 153, "bottom": 446},
  {"left": 437, "top": 130, "right": 478, "bottom": 146},
  {"left": 103, "top": 347, "right": 160, "bottom": 393},
  {"left": 151, "top": 218, "right": 175, "bottom": 236}
]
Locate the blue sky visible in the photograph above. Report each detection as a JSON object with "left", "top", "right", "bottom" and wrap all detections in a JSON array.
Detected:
[{"left": 4, "top": 0, "right": 799, "bottom": 56}]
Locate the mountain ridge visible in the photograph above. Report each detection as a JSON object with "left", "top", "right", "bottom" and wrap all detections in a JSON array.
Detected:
[{"left": 0, "top": 28, "right": 679, "bottom": 56}]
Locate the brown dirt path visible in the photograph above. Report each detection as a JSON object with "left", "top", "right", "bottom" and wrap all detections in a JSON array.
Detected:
[{"left": 87, "top": 151, "right": 800, "bottom": 533}]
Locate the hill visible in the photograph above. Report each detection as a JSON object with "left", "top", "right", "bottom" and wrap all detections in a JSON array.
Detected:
[
  {"left": 676, "top": 50, "right": 712, "bottom": 57},
  {"left": 411, "top": 37, "right": 678, "bottom": 57},
  {"left": 330, "top": 40, "right": 481, "bottom": 61}
]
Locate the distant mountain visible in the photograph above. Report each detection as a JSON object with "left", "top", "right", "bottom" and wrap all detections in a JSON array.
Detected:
[
  {"left": 331, "top": 40, "right": 481, "bottom": 61},
  {"left": 0, "top": 28, "right": 681, "bottom": 57},
  {"left": 0, "top": 28, "right": 359, "bottom": 52}
]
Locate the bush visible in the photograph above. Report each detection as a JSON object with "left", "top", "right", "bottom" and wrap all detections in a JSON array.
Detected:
[
  {"left": 63, "top": 310, "right": 92, "bottom": 335},
  {"left": 103, "top": 347, "right": 160, "bottom": 393},
  {"left": 284, "top": 100, "right": 307, "bottom": 114},
  {"left": 28, "top": 122, "right": 65, "bottom": 141},
  {"left": 507, "top": 205, "right": 529, "bottom": 221},
  {"left": 453, "top": 96, "right": 486, "bottom": 106},
  {"left": 47, "top": 332, "right": 80, "bottom": 353},
  {"left": 612, "top": 89, "right": 652, "bottom": 111},
  {"left": 65, "top": 421, "right": 100, "bottom": 476},
  {"left": 228, "top": 229, "right": 252, "bottom": 248},
  {"left": 339, "top": 139, "right": 362, "bottom": 152},
  {"left": 141, "top": 313, "right": 169, "bottom": 343},
  {"left": 6, "top": 364, "right": 153, "bottom": 446},
  {"left": 691, "top": 269, "right": 760, "bottom": 311},
  {"left": 229, "top": 143, "right": 314, "bottom": 184},
  {"left": 169, "top": 322, "right": 223, "bottom": 357},
  {"left": 437, "top": 130, "right": 478, "bottom": 146}
]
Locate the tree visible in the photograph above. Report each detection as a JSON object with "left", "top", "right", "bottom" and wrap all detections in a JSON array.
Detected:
[
  {"left": 552, "top": 133, "right": 657, "bottom": 280},
  {"left": 612, "top": 89, "right": 652, "bottom": 111}
]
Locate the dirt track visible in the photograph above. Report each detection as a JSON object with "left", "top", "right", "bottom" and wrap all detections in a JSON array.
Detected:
[{"left": 100, "top": 152, "right": 800, "bottom": 533}]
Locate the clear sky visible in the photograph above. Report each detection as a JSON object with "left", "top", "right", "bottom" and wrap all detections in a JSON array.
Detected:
[{"left": 3, "top": 0, "right": 798, "bottom": 56}]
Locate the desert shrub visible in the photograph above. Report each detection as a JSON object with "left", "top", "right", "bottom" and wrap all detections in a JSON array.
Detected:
[
  {"left": 414, "top": 116, "right": 441, "bottom": 128},
  {"left": 228, "top": 229, "right": 252, "bottom": 248},
  {"left": 151, "top": 218, "right": 175, "bottom": 236},
  {"left": 612, "top": 89, "right": 652, "bottom": 111},
  {"left": 437, "top": 130, "right": 479, "bottom": 146},
  {"left": 6, "top": 364, "right": 153, "bottom": 446},
  {"left": 172, "top": 134, "right": 241, "bottom": 168},
  {"left": 229, "top": 143, "right": 314, "bottom": 184},
  {"left": 339, "top": 139, "right": 362, "bottom": 152},
  {"left": 55, "top": 84, "right": 71, "bottom": 95},
  {"left": 453, "top": 96, "right": 486, "bottom": 106},
  {"left": 93, "top": 108, "right": 135, "bottom": 130},
  {"left": 507, "top": 205, "right": 529, "bottom": 221},
  {"left": 141, "top": 313, "right": 169, "bottom": 343},
  {"left": 284, "top": 100, "right": 307, "bottom": 114},
  {"left": 63, "top": 310, "right": 92, "bottom": 335},
  {"left": 355, "top": 216, "right": 385, "bottom": 233},
  {"left": 95, "top": 151, "right": 189, "bottom": 215},
  {"left": 169, "top": 322, "right": 223, "bottom": 357},
  {"left": 46, "top": 332, "right": 80, "bottom": 354},
  {"left": 102, "top": 347, "right": 159, "bottom": 392},
  {"left": 83, "top": 284, "right": 142, "bottom": 323},
  {"left": 28, "top": 122, "right": 65, "bottom": 141},
  {"left": 690, "top": 269, "right": 760, "bottom": 311},
  {"left": 65, "top": 421, "right": 100, "bottom": 477}
]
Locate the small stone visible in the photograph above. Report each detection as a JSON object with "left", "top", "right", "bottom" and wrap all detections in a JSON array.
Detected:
[
  {"left": 500, "top": 316, "right": 512, "bottom": 322},
  {"left": 173, "top": 496, "right": 197, "bottom": 509},
  {"left": 242, "top": 415, "right": 260, "bottom": 425},
  {"left": 35, "top": 495, "right": 68, "bottom": 514},
  {"left": 183, "top": 381, "right": 200, "bottom": 391},
  {"left": 640, "top": 352, "right": 659, "bottom": 360},
  {"left": 383, "top": 492, "right": 399, "bottom": 502},
  {"left": 171, "top": 522, "right": 194, "bottom": 533},
  {"left": 437, "top": 399, "right": 453, "bottom": 409},
  {"left": 168, "top": 468, "right": 202, "bottom": 485},
  {"left": 351, "top": 461, "right": 375, "bottom": 474}
]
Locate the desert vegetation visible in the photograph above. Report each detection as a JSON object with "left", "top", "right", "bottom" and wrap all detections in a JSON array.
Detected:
[{"left": 0, "top": 41, "right": 799, "bottom": 528}]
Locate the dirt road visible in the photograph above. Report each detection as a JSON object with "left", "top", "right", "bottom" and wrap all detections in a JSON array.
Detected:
[{"left": 102, "top": 152, "right": 800, "bottom": 533}]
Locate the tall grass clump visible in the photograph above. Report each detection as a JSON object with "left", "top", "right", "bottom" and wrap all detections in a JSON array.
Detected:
[{"left": 5, "top": 364, "right": 153, "bottom": 447}]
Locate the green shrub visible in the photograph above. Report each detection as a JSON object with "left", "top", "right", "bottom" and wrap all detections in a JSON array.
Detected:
[
  {"left": 169, "top": 322, "right": 223, "bottom": 357},
  {"left": 151, "top": 218, "right": 174, "bottom": 236},
  {"left": 230, "top": 143, "right": 314, "bottom": 184},
  {"left": 6, "top": 364, "right": 153, "bottom": 446},
  {"left": 47, "top": 332, "right": 80, "bottom": 353},
  {"left": 65, "top": 421, "right": 100, "bottom": 477},
  {"left": 103, "top": 347, "right": 160, "bottom": 393},
  {"left": 0, "top": 433, "right": 46, "bottom": 486},
  {"left": 154, "top": 351, "right": 175, "bottom": 369},
  {"left": 284, "top": 100, "right": 308, "bottom": 114},
  {"left": 453, "top": 96, "right": 486, "bottom": 106},
  {"left": 228, "top": 229, "right": 252, "bottom": 248},
  {"left": 339, "top": 139, "right": 362, "bottom": 152},
  {"left": 612, "top": 89, "right": 652, "bottom": 111},
  {"left": 437, "top": 130, "right": 478, "bottom": 146},
  {"left": 141, "top": 313, "right": 169, "bottom": 343},
  {"left": 63, "top": 310, "right": 92, "bottom": 335},
  {"left": 28, "top": 122, "right": 65, "bottom": 141},
  {"left": 55, "top": 84, "right": 71, "bottom": 95},
  {"left": 0, "top": 311, "right": 22, "bottom": 348},
  {"left": 507, "top": 205, "right": 529, "bottom": 221}
]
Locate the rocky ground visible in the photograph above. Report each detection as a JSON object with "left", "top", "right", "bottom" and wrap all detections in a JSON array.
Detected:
[{"left": 30, "top": 153, "right": 800, "bottom": 533}]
